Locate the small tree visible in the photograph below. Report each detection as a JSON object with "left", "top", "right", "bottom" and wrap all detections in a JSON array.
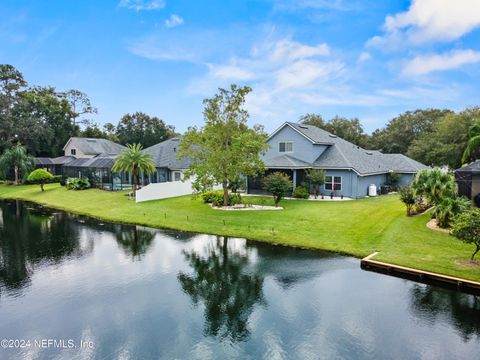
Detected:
[
  {"left": 451, "top": 209, "right": 480, "bottom": 260},
  {"left": 398, "top": 185, "right": 416, "bottom": 216},
  {"left": 435, "top": 196, "right": 471, "bottom": 228},
  {"left": 306, "top": 169, "right": 325, "bottom": 198},
  {"left": 412, "top": 168, "right": 456, "bottom": 206},
  {"left": 179, "top": 84, "right": 269, "bottom": 206},
  {"left": 27, "top": 169, "right": 53, "bottom": 191},
  {"left": 263, "top": 172, "right": 292, "bottom": 207}
]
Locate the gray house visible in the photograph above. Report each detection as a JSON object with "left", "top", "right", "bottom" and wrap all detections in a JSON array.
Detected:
[
  {"left": 141, "top": 137, "right": 190, "bottom": 184},
  {"left": 248, "top": 122, "right": 428, "bottom": 198}
]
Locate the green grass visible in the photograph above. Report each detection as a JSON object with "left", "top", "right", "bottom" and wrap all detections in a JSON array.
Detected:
[{"left": 1, "top": 183, "right": 479, "bottom": 281}]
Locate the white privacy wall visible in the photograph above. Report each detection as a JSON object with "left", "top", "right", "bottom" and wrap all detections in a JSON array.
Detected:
[{"left": 135, "top": 179, "right": 221, "bottom": 203}]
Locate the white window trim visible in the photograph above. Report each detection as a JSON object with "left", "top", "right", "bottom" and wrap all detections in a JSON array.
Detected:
[
  {"left": 71, "top": 148, "right": 76, "bottom": 156},
  {"left": 324, "top": 175, "right": 342, "bottom": 191},
  {"left": 279, "top": 141, "right": 293, "bottom": 153}
]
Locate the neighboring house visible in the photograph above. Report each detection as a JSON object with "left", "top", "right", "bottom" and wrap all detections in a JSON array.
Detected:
[
  {"left": 141, "top": 137, "right": 190, "bottom": 184},
  {"left": 455, "top": 160, "right": 480, "bottom": 207},
  {"left": 247, "top": 122, "right": 428, "bottom": 198},
  {"left": 34, "top": 136, "right": 189, "bottom": 190}
]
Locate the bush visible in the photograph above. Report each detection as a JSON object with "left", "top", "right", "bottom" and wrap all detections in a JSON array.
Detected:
[
  {"left": 293, "top": 186, "right": 310, "bottom": 199},
  {"left": 435, "top": 196, "right": 471, "bottom": 228},
  {"left": 263, "top": 172, "right": 292, "bottom": 207},
  {"left": 66, "top": 177, "right": 91, "bottom": 190},
  {"left": 26, "top": 169, "right": 53, "bottom": 192},
  {"left": 201, "top": 190, "right": 241, "bottom": 207},
  {"left": 398, "top": 185, "right": 416, "bottom": 216},
  {"left": 25, "top": 174, "right": 61, "bottom": 185}
]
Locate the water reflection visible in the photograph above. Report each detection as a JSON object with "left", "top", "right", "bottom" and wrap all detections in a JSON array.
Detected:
[
  {"left": 178, "top": 237, "right": 265, "bottom": 341},
  {"left": 409, "top": 284, "right": 480, "bottom": 341},
  {"left": 0, "top": 200, "right": 87, "bottom": 293},
  {"left": 114, "top": 225, "right": 155, "bottom": 260}
]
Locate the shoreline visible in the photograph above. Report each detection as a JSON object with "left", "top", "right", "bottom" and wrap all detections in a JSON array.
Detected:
[{"left": 1, "top": 183, "right": 479, "bottom": 284}]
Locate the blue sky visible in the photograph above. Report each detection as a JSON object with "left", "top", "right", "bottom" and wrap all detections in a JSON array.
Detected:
[{"left": 1, "top": 0, "right": 480, "bottom": 133}]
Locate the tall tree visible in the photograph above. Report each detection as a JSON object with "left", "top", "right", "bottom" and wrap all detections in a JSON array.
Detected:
[
  {"left": 62, "top": 89, "right": 97, "bottom": 126},
  {"left": 0, "top": 64, "right": 27, "bottom": 153},
  {"left": 179, "top": 84, "right": 269, "bottom": 206},
  {"left": 299, "top": 113, "right": 325, "bottom": 129},
  {"left": 116, "top": 112, "right": 176, "bottom": 148},
  {"left": 12, "top": 87, "right": 77, "bottom": 157},
  {"left": 369, "top": 109, "right": 453, "bottom": 153},
  {"left": 407, "top": 108, "right": 479, "bottom": 168},
  {"left": 111, "top": 143, "right": 156, "bottom": 191},
  {"left": 0, "top": 144, "right": 34, "bottom": 184},
  {"left": 300, "top": 114, "right": 368, "bottom": 148}
]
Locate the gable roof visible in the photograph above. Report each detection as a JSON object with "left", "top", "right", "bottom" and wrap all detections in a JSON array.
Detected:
[
  {"left": 270, "top": 122, "right": 428, "bottom": 175},
  {"left": 142, "top": 137, "right": 190, "bottom": 170},
  {"left": 63, "top": 137, "right": 126, "bottom": 156}
]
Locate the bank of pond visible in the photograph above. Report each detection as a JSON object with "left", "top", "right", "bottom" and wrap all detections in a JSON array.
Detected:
[{"left": 0, "top": 199, "right": 479, "bottom": 359}]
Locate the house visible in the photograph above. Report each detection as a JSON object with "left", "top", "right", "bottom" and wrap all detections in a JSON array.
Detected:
[
  {"left": 455, "top": 160, "right": 480, "bottom": 206},
  {"left": 58, "top": 137, "right": 129, "bottom": 189},
  {"left": 247, "top": 122, "right": 428, "bottom": 198},
  {"left": 141, "top": 137, "right": 190, "bottom": 184}
]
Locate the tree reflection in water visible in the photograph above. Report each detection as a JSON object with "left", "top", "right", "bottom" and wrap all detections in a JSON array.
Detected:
[
  {"left": 178, "top": 236, "right": 265, "bottom": 341},
  {"left": 409, "top": 284, "right": 480, "bottom": 341},
  {"left": 0, "top": 200, "right": 86, "bottom": 293},
  {"left": 114, "top": 225, "right": 155, "bottom": 260}
]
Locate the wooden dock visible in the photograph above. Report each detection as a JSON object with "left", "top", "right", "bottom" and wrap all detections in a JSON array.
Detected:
[{"left": 361, "top": 252, "right": 480, "bottom": 295}]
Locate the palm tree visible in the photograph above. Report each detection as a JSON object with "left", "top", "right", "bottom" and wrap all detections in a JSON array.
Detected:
[
  {"left": 111, "top": 143, "right": 156, "bottom": 192},
  {"left": 0, "top": 144, "right": 34, "bottom": 185},
  {"left": 462, "top": 120, "right": 480, "bottom": 164}
]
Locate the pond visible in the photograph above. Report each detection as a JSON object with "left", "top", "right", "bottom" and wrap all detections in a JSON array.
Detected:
[{"left": 0, "top": 199, "right": 479, "bottom": 359}]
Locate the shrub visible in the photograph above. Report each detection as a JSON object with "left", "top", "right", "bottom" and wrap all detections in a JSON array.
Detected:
[
  {"left": 398, "top": 185, "right": 416, "bottom": 216},
  {"left": 26, "top": 169, "right": 53, "bottom": 192},
  {"left": 411, "top": 168, "right": 456, "bottom": 206},
  {"left": 306, "top": 169, "right": 325, "bottom": 198},
  {"left": 389, "top": 171, "right": 400, "bottom": 185},
  {"left": 435, "top": 196, "right": 471, "bottom": 228},
  {"left": 451, "top": 209, "right": 480, "bottom": 260},
  {"left": 263, "top": 172, "right": 292, "bottom": 207},
  {"left": 201, "top": 190, "right": 241, "bottom": 207},
  {"left": 66, "top": 177, "right": 91, "bottom": 190},
  {"left": 293, "top": 186, "right": 310, "bottom": 199}
]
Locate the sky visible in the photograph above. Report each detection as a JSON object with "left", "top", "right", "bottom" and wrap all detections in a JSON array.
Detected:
[{"left": 1, "top": 0, "right": 480, "bottom": 134}]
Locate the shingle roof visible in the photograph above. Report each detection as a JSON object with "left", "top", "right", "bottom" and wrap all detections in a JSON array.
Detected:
[
  {"left": 284, "top": 122, "right": 429, "bottom": 175},
  {"left": 64, "top": 137, "right": 126, "bottom": 156},
  {"left": 142, "top": 137, "right": 190, "bottom": 170},
  {"left": 264, "top": 154, "right": 312, "bottom": 168},
  {"left": 456, "top": 160, "right": 480, "bottom": 173}
]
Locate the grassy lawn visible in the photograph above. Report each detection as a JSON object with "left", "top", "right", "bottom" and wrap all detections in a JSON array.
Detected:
[{"left": 0, "top": 182, "right": 479, "bottom": 282}]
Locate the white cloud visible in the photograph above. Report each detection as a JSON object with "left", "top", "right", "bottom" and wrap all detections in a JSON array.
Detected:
[
  {"left": 368, "top": 0, "right": 480, "bottom": 47},
  {"left": 119, "top": 0, "right": 165, "bottom": 11},
  {"left": 165, "top": 14, "right": 184, "bottom": 28},
  {"left": 402, "top": 49, "right": 480, "bottom": 76},
  {"left": 357, "top": 52, "right": 371, "bottom": 62}
]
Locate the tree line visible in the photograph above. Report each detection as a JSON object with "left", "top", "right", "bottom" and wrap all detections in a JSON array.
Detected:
[
  {"left": 300, "top": 108, "right": 480, "bottom": 169},
  {"left": 0, "top": 64, "right": 176, "bottom": 158}
]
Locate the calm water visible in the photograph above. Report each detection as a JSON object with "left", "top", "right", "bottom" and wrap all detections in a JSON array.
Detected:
[{"left": 0, "top": 200, "right": 479, "bottom": 360}]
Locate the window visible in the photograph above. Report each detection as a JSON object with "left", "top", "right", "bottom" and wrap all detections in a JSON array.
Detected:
[
  {"left": 325, "top": 176, "right": 342, "bottom": 191},
  {"left": 70, "top": 148, "right": 76, "bottom": 156},
  {"left": 173, "top": 171, "right": 182, "bottom": 181},
  {"left": 279, "top": 142, "right": 293, "bottom": 153}
]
